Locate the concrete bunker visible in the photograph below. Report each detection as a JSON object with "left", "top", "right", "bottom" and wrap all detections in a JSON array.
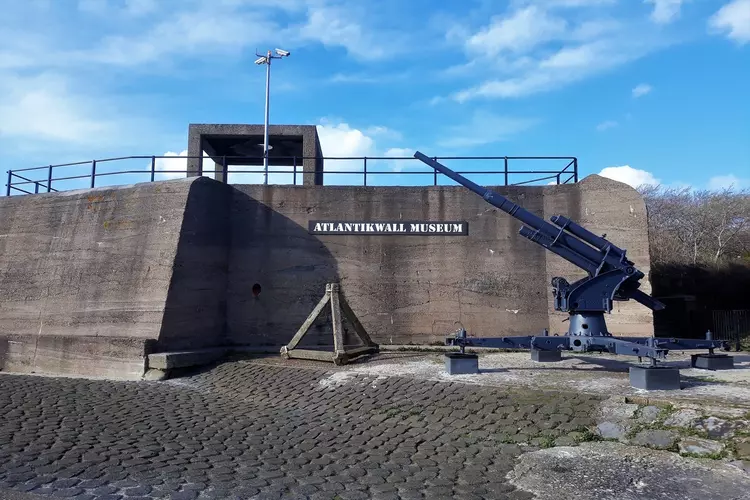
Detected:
[{"left": 186, "top": 124, "right": 324, "bottom": 185}]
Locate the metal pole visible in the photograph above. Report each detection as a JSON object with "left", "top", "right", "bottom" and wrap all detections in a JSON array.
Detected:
[
  {"left": 6, "top": 170, "right": 11, "bottom": 196},
  {"left": 91, "top": 160, "right": 97, "bottom": 188},
  {"left": 47, "top": 165, "right": 53, "bottom": 192},
  {"left": 151, "top": 156, "right": 156, "bottom": 182},
  {"left": 504, "top": 157, "right": 508, "bottom": 186},
  {"left": 263, "top": 51, "right": 271, "bottom": 185},
  {"left": 363, "top": 157, "right": 367, "bottom": 187},
  {"left": 574, "top": 158, "right": 578, "bottom": 183}
]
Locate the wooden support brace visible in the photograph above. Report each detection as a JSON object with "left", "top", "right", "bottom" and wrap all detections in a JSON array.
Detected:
[{"left": 280, "top": 283, "right": 379, "bottom": 365}]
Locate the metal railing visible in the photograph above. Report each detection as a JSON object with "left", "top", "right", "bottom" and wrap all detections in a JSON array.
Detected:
[
  {"left": 712, "top": 309, "right": 750, "bottom": 351},
  {"left": 4, "top": 154, "right": 578, "bottom": 196}
]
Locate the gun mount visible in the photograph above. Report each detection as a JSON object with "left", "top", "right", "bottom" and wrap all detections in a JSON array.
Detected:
[{"left": 413, "top": 151, "right": 732, "bottom": 388}]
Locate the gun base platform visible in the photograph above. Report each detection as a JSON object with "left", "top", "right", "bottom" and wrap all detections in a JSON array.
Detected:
[
  {"left": 691, "top": 354, "right": 735, "bottom": 370},
  {"left": 445, "top": 353, "right": 479, "bottom": 375},
  {"left": 531, "top": 349, "right": 562, "bottom": 362},
  {"left": 629, "top": 365, "right": 682, "bottom": 391}
]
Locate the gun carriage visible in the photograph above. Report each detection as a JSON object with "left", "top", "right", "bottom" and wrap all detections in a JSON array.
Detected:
[{"left": 413, "top": 152, "right": 733, "bottom": 389}]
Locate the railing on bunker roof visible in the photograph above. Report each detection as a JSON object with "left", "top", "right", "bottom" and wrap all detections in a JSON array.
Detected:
[{"left": 4, "top": 154, "right": 578, "bottom": 196}]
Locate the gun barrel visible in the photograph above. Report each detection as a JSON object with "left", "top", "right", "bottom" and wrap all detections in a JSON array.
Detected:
[
  {"left": 519, "top": 226, "right": 600, "bottom": 274},
  {"left": 414, "top": 151, "right": 606, "bottom": 272},
  {"left": 551, "top": 215, "right": 624, "bottom": 255}
]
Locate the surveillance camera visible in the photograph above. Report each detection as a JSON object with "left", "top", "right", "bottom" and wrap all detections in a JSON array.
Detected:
[
  {"left": 275, "top": 48, "right": 290, "bottom": 57},
  {"left": 255, "top": 56, "right": 267, "bottom": 65}
]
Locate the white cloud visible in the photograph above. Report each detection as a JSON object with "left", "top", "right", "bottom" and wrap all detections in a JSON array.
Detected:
[
  {"left": 446, "top": 2, "right": 672, "bottom": 102},
  {"left": 294, "top": 5, "right": 404, "bottom": 61},
  {"left": 154, "top": 150, "right": 189, "bottom": 180},
  {"left": 645, "top": 0, "right": 685, "bottom": 24},
  {"left": 632, "top": 83, "right": 652, "bottom": 97},
  {"left": 0, "top": 73, "right": 121, "bottom": 146},
  {"left": 708, "top": 174, "right": 749, "bottom": 190},
  {"left": 316, "top": 120, "right": 377, "bottom": 159},
  {"left": 465, "top": 6, "right": 568, "bottom": 57},
  {"left": 596, "top": 120, "right": 618, "bottom": 131},
  {"left": 438, "top": 110, "right": 539, "bottom": 148},
  {"left": 708, "top": 0, "right": 750, "bottom": 44},
  {"left": 598, "top": 165, "right": 660, "bottom": 188}
]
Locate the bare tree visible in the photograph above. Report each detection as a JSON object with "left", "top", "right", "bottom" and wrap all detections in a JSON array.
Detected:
[{"left": 638, "top": 184, "right": 750, "bottom": 268}]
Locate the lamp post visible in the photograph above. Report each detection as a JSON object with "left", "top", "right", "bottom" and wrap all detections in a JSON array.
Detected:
[{"left": 255, "top": 48, "right": 291, "bottom": 184}]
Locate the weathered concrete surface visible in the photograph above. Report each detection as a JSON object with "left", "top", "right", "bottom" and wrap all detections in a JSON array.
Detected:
[
  {"left": 507, "top": 442, "right": 750, "bottom": 500},
  {"left": 0, "top": 177, "right": 231, "bottom": 378},
  {"left": 231, "top": 174, "right": 653, "bottom": 347},
  {"left": 147, "top": 347, "right": 228, "bottom": 370},
  {"left": 329, "top": 350, "right": 750, "bottom": 407},
  {"left": 2, "top": 335, "right": 151, "bottom": 379}
]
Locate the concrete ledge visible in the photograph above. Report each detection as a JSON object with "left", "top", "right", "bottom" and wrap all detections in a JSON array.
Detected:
[
  {"left": 0, "top": 335, "right": 153, "bottom": 380},
  {"left": 147, "top": 347, "right": 229, "bottom": 370}
]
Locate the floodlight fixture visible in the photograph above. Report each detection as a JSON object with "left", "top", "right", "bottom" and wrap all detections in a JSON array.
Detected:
[{"left": 254, "top": 48, "right": 292, "bottom": 184}]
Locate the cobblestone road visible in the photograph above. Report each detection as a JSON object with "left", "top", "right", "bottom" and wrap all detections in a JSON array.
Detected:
[{"left": 0, "top": 357, "right": 602, "bottom": 499}]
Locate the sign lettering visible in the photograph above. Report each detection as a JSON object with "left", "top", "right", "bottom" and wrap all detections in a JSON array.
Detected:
[{"left": 309, "top": 220, "right": 468, "bottom": 235}]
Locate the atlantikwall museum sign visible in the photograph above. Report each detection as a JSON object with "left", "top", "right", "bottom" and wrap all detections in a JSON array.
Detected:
[{"left": 309, "top": 220, "right": 469, "bottom": 236}]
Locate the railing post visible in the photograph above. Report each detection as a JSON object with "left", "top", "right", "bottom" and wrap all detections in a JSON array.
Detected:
[
  {"left": 293, "top": 156, "right": 297, "bottom": 185},
  {"left": 433, "top": 157, "right": 438, "bottom": 186},
  {"left": 34, "top": 182, "right": 39, "bottom": 194},
  {"left": 150, "top": 156, "right": 156, "bottom": 182},
  {"left": 556, "top": 174, "right": 560, "bottom": 185},
  {"left": 47, "top": 165, "right": 53, "bottom": 192},
  {"left": 90, "top": 160, "right": 97, "bottom": 188},
  {"left": 574, "top": 158, "right": 578, "bottom": 183},
  {"left": 222, "top": 156, "right": 228, "bottom": 183},
  {"left": 6, "top": 170, "right": 11, "bottom": 196},
  {"left": 363, "top": 157, "right": 367, "bottom": 187},
  {"left": 504, "top": 157, "right": 508, "bottom": 186}
]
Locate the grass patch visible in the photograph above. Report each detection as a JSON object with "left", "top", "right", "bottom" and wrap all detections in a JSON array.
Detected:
[{"left": 575, "top": 427, "right": 602, "bottom": 443}]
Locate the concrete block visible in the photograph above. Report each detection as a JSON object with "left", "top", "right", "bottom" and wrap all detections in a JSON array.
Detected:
[
  {"left": 0, "top": 335, "right": 151, "bottom": 379},
  {"left": 531, "top": 349, "right": 562, "bottom": 362},
  {"left": 147, "top": 347, "right": 228, "bottom": 370},
  {"left": 629, "top": 365, "right": 681, "bottom": 391},
  {"left": 445, "top": 353, "right": 479, "bottom": 375},
  {"left": 691, "top": 354, "right": 734, "bottom": 370}
]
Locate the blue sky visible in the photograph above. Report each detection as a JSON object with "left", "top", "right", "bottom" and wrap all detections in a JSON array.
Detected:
[{"left": 1, "top": 0, "right": 748, "bottom": 192}]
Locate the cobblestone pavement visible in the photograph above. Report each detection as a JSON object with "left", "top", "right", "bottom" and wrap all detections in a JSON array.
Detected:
[{"left": 0, "top": 357, "right": 603, "bottom": 499}]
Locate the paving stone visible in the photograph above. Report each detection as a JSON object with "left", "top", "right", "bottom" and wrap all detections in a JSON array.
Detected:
[
  {"left": 637, "top": 405, "right": 662, "bottom": 423},
  {"left": 630, "top": 430, "right": 679, "bottom": 450},
  {"left": 596, "top": 422, "right": 627, "bottom": 440},
  {"left": 663, "top": 409, "right": 701, "bottom": 428},
  {"left": 678, "top": 437, "right": 726, "bottom": 456}
]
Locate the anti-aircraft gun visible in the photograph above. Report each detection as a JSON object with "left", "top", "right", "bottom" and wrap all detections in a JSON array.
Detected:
[{"left": 413, "top": 152, "right": 732, "bottom": 389}]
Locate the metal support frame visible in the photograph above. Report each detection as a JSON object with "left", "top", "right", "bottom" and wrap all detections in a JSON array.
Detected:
[
  {"left": 446, "top": 328, "right": 729, "bottom": 361},
  {"left": 280, "top": 283, "right": 379, "bottom": 365}
]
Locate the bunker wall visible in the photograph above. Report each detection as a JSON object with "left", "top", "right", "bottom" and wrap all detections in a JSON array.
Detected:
[
  {"left": 0, "top": 173, "right": 654, "bottom": 378},
  {"left": 229, "top": 174, "right": 654, "bottom": 346},
  {"left": 0, "top": 177, "right": 230, "bottom": 377}
]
